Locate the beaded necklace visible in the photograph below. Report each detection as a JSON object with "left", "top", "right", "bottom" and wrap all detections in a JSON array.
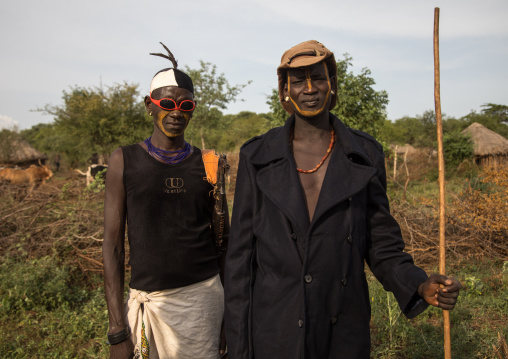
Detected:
[
  {"left": 144, "top": 137, "right": 191, "bottom": 165},
  {"left": 290, "top": 127, "right": 335, "bottom": 174}
]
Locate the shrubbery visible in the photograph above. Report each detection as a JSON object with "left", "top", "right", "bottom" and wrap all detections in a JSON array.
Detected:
[
  {"left": 443, "top": 131, "right": 474, "bottom": 168},
  {"left": 448, "top": 165, "right": 508, "bottom": 256},
  {"left": 0, "top": 256, "right": 88, "bottom": 313},
  {"left": 0, "top": 256, "right": 109, "bottom": 357}
]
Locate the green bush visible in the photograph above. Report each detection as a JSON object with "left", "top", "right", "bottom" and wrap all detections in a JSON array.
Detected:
[
  {"left": 0, "top": 256, "right": 89, "bottom": 313},
  {"left": 443, "top": 131, "right": 474, "bottom": 168},
  {"left": 0, "top": 257, "right": 109, "bottom": 358}
]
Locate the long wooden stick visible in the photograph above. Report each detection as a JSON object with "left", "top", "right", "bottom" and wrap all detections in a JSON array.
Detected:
[{"left": 434, "top": 7, "right": 452, "bottom": 359}]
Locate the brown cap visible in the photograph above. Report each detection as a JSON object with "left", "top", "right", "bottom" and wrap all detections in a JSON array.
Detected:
[{"left": 277, "top": 40, "right": 337, "bottom": 114}]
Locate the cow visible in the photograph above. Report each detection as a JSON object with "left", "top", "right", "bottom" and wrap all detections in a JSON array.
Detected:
[
  {"left": 0, "top": 165, "right": 53, "bottom": 188},
  {"left": 0, "top": 168, "right": 15, "bottom": 182},
  {"left": 75, "top": 164, "right": 108, "bottom": 186}
]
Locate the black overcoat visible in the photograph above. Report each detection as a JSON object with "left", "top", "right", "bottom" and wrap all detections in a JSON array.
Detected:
[{"left": 224, "top": 115, "right": 429, "bottom": 359}]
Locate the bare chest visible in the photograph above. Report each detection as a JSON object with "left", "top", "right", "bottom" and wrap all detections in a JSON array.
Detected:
[{"left": 293, "top": 149, "right": 332, "bottom": 220}]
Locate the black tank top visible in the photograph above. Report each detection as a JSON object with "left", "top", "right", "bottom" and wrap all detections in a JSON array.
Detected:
[{"left": 122, "top": 144, "right": 219, "bottom": 291}]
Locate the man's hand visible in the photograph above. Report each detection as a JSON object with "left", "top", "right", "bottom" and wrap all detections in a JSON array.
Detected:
[
  {"left": 219, "top": 320, "right": 228, "bottom": 358},
  {"left": 418, "top": 274, "right": 462, "bottom": 310},
  {"left": 109, "top": 340, "right": 134, "bottom": 359}
]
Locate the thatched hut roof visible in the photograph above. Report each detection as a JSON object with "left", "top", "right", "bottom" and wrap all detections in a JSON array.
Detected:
[
  {"left": 0, "top": 138, "right": 47, "bottom": 166},
  {"left": 462, "top": 122, "right": 508, "bottom": 156}
]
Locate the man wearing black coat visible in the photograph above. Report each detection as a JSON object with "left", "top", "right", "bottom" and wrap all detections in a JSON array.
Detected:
[{"left": 224, "top": 40, "right": 462, "bottom": 359}]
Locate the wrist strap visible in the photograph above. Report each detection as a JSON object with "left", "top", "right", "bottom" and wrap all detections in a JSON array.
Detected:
[{"left": 107, "top": 326, "right": 131, "bottom": 345}]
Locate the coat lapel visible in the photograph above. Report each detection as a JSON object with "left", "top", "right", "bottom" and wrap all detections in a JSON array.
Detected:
[
  {"left": 250, "top": 114, "right": 379, "bottom": 248},
  {"left": 311, "top": 116, "right": 378, "bottom": 226},
  {"left": 253, "top": 116, "right": 311, "bottom": 235}
]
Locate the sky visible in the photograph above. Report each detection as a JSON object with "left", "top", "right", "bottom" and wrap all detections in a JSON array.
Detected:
[{"left": 1, "top": 0, "right": 507, "bottom": 130}]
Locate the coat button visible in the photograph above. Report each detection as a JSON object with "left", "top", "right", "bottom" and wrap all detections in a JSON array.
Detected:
[
  {"left": 298, "top": 319, "right": 304, "bottom": 328},
  {"left": 342, "top": 277, "right": 348, "bottom": 286},
  {"left": 331, "top": 316, "right": 338, "bottom": 325},
  {"left": 290, "top": 232, "right": 297, "bottom": 240},
  {"left": 304, "top": 274, "right": 313, "bottom": 283},
  {"left": 347, "top": 234, "right": 352, "bottom": 244}
]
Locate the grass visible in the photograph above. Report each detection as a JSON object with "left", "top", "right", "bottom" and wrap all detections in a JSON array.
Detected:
[
  {"left": 369, "top": 258, "right": 508, "bottom": 358},
  {"left": 0, "top": 256, "right": 505, "bottom": 358},
  {"left": 0, "top": 171, "right": 109, "bottom": 358},
  {"left": 0, "top": 257, "right": 109, "bottom": 358}
]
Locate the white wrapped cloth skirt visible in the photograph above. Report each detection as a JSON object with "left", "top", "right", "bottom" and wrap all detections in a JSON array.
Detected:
[{"left": 126, "top": 274, "right": 224, "bottom": 359}]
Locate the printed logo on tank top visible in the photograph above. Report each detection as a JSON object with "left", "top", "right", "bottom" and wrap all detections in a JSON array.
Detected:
[{"left": 164, "top": 177, "right": 187, "bottom": 194}]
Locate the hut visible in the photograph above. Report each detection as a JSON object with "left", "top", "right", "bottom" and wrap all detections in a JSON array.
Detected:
[
  {"left": 462, "top": 122, "right": 508, "bottom": 168},
  {"left": 0, "top": 137, "right": 48, "bottom": 168}
]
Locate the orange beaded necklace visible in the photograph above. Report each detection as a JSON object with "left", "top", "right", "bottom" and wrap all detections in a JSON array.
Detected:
[{"left": 291, "top": 127, "right": 335, "bottom": 174}]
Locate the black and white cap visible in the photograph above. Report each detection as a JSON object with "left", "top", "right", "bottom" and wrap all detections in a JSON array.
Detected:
[{"left": 150, "top": 68, "right": 194, "bottom": 94}]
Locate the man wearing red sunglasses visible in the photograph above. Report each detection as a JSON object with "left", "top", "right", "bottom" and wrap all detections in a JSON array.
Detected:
[{"left": 103, "top": 43, "right": 228, "bottom": 359}]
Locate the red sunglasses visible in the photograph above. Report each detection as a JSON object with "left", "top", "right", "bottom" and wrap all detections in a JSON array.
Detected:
[{"left": 150, "top": 95, "right": 196, "bottom": 112}]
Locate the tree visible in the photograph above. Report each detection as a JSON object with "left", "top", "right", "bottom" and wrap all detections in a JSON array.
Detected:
[
  {"left": 185, "top": 61, "right": 250, "bottom": 149},
  {"left": 266, "top": 54, "right": 389, "bottom": 137},
  {"left": 481, "top": 103, "right": 508, "bottom": 125},
  {"left": 266, "top": 89, "right": 288, "bottom": 129},
  {"left": 378, "top": 117, "right": 424, "bottom": 146},
  {"left": 184, "top": 110, "right": 272, "bottom": 153},
  {"left": 379, "top": 110, "right": 463, "bottom": 148},
  {"left": 442, "top": 117, "right": 467, "bottom": 134},
  {"left": 414, "top": 110, "right": 437, "bottom": 147},
  {"left": 218, "top": 112, "right": 272, "bottom": 151},
  {"left": 33, "top": 83, "right": 149, "bottom": 165},
  {"left": 0, "top": 127, "right": 21, "bottom": 164},
  {"left": 331, "top": 54, "right": 389, "bottom": 137},
  {"left": 443, "top": 131, "right": 473, "bottom": 168}
]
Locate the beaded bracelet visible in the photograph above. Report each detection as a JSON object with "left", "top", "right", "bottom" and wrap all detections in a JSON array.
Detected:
[{"left": 107, "top": 326, "right": 131, "bottom": 345}]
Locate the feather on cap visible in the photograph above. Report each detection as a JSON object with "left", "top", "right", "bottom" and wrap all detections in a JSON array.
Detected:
[{"left": 149, "top": 42, "right": 194, "bottom": 94}]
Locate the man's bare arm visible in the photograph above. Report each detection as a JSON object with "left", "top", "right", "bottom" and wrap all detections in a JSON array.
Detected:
[{"left": 103, "top": 148, "right": 133, "bottom": 358}]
